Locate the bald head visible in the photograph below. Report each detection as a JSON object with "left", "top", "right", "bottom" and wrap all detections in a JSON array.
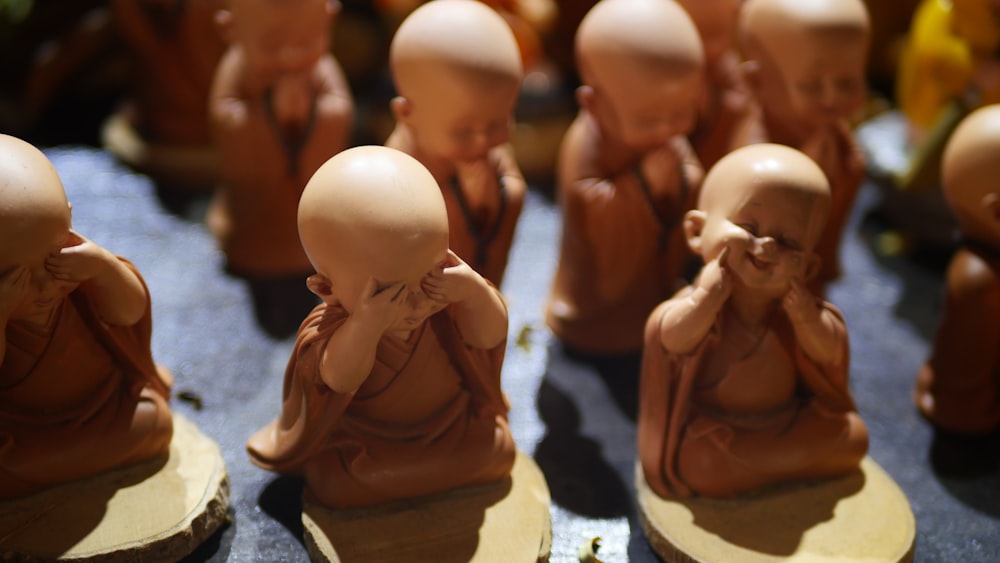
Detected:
[
  {"left": 942, "top": 105, "right": 1000, "bottom": 239},
  {"left": 741, "top": 0, "right": 869, "bottom": 64},
  {"left": 0, "top": 135, "right": 70, "bottom": 252},
  {"left": 390, "top": 0, "right": 522, "bottom": 99},
  {"left": 298, "top": 146, "right": 449, "bottom": 281},
  {"left": 576, "top": 0, "right": 702, "bottom": 89},
  {"left": 701, "top": 143, "right": 831, "bottom": 245}
]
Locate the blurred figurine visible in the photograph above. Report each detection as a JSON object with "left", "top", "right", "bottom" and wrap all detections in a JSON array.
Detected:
[
  {"left": 545, "top": 0, "right": 704, "bottom": 355},
  {"left": 915, "top": 104, "right": 1000, "bottom": 435},
  {"left": 104, "top": 0, "right": 226, "bottom": 190},
  {"left": 897, "top": 0, "right": 1000, "bottom": 141},
  {"left": 208, "top": 0, "right": 353, "bottom": 280},
  {"left": 737, "top": 0, "right": 870, "bottom": 293},
  {"left": 638, "top": 143, "right": 868, "bottom": 498},
  {"left": 386, "top": 0, "right": 525, "bottom": 286},
  {"left": 247, "top": 146, "right": 515, "bottom": 508},
  {"left": 0, "top": 134, "right": 173, "bottom": 499},
  {"left": 677, "top": 0, "right": 752, "bottom": 171}
]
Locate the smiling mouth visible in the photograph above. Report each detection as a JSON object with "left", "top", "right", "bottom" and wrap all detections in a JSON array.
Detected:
[{"left": 747, "top": 253, "right": 774, "bottom": 271}]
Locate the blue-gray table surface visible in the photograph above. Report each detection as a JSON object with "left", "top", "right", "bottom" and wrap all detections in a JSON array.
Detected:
[{"left": 44, "top": 145, "right": 999, "bottom": 562}]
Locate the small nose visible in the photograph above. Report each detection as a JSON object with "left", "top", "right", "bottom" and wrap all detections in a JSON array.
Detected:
[{"left": 754, "top": 236, "right": 778, "bottom": 257}]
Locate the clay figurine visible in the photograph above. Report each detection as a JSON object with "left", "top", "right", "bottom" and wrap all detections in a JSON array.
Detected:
[
  {"left": 385, "top": 0, "right": 525, "bottom": 286},
  {"left": 677, "top": 0, "right": 752, "bottom": 171},
  {"left": 736, "top": 0, "right": 870, "bottom": 294},
  {"left": 104, "top": 0, "right": 226, "bottom": 190},
  {"left": 208, "top": 0, "right": 353, "bottom": 279},
  {"left": 545, "top": 0, "right": 705, "bottom": 355},
  {"left": 638, "top": 143, "right": 869, "bottom": 499},
  {"left": 0, "top": 134, "right": 173, "bottom": 500},
  {"left": 915, "top": 104, "right": 1000, "bottom": 435},
  {"left": 247, "top": 145, "right": 517, "bottom": 508}
]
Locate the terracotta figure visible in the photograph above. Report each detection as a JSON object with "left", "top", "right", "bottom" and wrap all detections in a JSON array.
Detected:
[
  {"left": 676, "top": 0, "right": 752, "bottom": 171},
  {"left": 545, "top": 0, "right": 704, "bottom": 355},
  {"left": 638, "top": 143, "right": 868, "bottom": 498},
  {"left": 0, "top": 135, "right": 173, "bottom": 500},
  {"left": 915, "top": 104, "right": 1000, "bottom": 434},
  {"left": 736, "top": 0, "right": 870, "bottom": 293},
  {"left": 109, "top": 0, "right": 226, "bottom": 187},
  {"left": 385, "top": 0, "right": 525, "bottom": 287},
  {"left": 247, "top": 146, "right": 515, "bottom": 509},
  {"left": 208, "top": 0, "right": 353, "bottom": 278}
]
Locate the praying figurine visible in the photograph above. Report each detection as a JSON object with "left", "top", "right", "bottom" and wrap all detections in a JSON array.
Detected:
[
  {"left": 247, "top": 145, "right": 516, "bottom": 508},
  {"left": 385, "top": 0, "right": 525, "bottom": 287},
  {"left": 638, "top": 143, "right": 868, "bottom": 498},
  {"left": 736, "top": 0, "right": 870, "bottom": 294},
  {"left": 676, "top": 0, "right": 752, "bottom": 171},
  {"left": 208, "top": 0, "right": 353, "bottom": 279},
  {"left": 0, "top": 134, "right": 173, "bottom": 500},
  {"left": 545, "top": 0, "right": 704, "bottom": 355},
  {"left": 915, "top": 104, "right": 1000, "bottom": 435}
]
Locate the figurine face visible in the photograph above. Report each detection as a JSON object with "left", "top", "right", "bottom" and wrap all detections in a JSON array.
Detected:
[
  {"left": 588, "top": 69, "right": 702, "bottom": 152},
  {"left": 698, "top": 183, "right": 822, "bottom": 293},
  {"left": 677, "top": 0, "right": 742, "bottom": 63},
  {"left": 396, "top": 76, "right": 518, "bottom": 164},
  {"left": 757, "top": 33, "right": 867, "bottom": 129},
  {"left": 0, "top": 208, "right": 77, "bottom": 324},
  {"left": 230, "top": 0, "right": 331, "bottom": 79},
  {"left": 333, "top": 240, "right": 450, "bottom": 336}
]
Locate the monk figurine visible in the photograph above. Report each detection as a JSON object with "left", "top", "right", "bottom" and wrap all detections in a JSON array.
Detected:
[
  {"left": 385, "top": 0, "right": 525, "bottom": 287},
  {"left": 208, "top": 0, "right": 353, "bottom": 279},
  {"left": 106, "top": 0, "right": 226, "bottom": 189},
  {"left": 677, "top": 0, "right": 752, "bottom": 171},
  {"left": 638, "top": 143, "right": 868, "bottom": 498},
  {"left": 915, "top": 104, "right": 1000, "bottom": 435},
  {"left": 736, "top": 0, "right": 870, "bottom": 294},
  {"left": 545, "top": 0, "right": 705, "bottom": 355},
  {"left": 0, "top": 135, "right": 173, "bottom": 500},
  {"left": 247, "top": 145, "right": 516, "bottom": 509}
]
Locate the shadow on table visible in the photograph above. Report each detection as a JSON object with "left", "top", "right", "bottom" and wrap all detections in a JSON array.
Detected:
[
  {"left": 930, "top": 427, "right": 1000, "bottom": 518},
  {"left": 258, "top": 475, "right": 307, "bottom": 546},
  {"left": 534, "top": 376, "right": 631, "bottom": 519}
]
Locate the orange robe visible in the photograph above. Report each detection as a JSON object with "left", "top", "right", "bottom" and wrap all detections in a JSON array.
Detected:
[
  {"left": 208, "top": 52, "right": 353, "bottom": 278},
  {"left": 546, "top": 113, "right": 700, "bottom": 354},
  {"left": 247, "top": 302, "right": 515, "bottom": 509},
  {"left": 915, "top": 243, "right": 1000, "bottom": 434},
  {"left": 688, "top": 51, "right": 752, "bottom": 172},
  {"left": 0, "top": 260, "right": 172, "bottom": 500},
  {"left": 638, "top": 288, "right": 866, "bottom": 498}
]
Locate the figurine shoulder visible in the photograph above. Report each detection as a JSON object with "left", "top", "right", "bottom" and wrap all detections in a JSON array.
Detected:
[{"left": 946, "top": 246, "right": 1000, "bottom": 302}]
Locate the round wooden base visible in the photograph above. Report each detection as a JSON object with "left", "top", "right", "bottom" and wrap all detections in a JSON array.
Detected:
[
  {"left": 101, "top": 112, "right": 219, "bottom": 192},
  {"left": 303, "top": 451, "right": 552, "bottom": 563},
  {"left": 637, "top": 456, "right": 915, "bottom": 563},
  {"left": 0, "top": 414, "right": 229, "bottom": 562}
]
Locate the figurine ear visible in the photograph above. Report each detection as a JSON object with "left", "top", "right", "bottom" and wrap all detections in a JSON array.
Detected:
[
  {"left": 683, "top": 210, "right": 707, "bottom": 255},
  {"left": 390, "top": 96, "right": 412, "bottom": 123},
  {"left": 740, "top": 60, "right": 761, "bottom": 96},
  {"left": 306, "top": 274, "right": 335, "bottom": 301},
  {"left": 982, "top": 192, "right": 1000, "bottom": 222},
  {"left": 215, "top": 9, "right": 234, "bottom": 43},
  {"left": 575, "top": 85, "right": 596, "bottom": 113}
]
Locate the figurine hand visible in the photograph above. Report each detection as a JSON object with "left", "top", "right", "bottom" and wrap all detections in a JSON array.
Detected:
[
  {"left": 0, "top": 265, "right": 29, "bottom": 321},
  {"left": 696, "top": 245, "right": 733, "bottom": 301},
  {"left": 272, "top": 72, "right": 312, "bottom": 126},
  {"left": 782, "top": 278, "right": 821, "bottom": 325},
  {"left": 353, "top": 276, "right": 410, "bottom": 335},
  {"left": 421, "top": 250, "right": 479, "bottom": 305},
  {"left": 45, "top": 231, "right": 112, "bottom": 283}
]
